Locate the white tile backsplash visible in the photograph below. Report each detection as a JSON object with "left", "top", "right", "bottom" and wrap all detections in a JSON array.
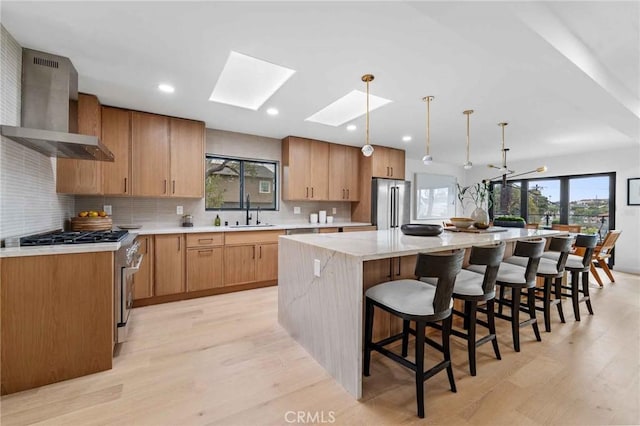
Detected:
[{"left": 0, "top": 25, "right": 75, "bottom": 241}]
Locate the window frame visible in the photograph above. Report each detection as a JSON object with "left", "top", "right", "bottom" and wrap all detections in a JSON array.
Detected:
[{"left": 204, "top": 154, "right": 279, "bottom": 211}]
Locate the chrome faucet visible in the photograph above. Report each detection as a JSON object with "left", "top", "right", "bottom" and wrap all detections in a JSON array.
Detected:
[{"left": 245, "top": 194, "right": 252, "bottom": 225}]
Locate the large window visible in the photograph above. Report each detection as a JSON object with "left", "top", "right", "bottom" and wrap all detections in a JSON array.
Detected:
[
  {"left": 205, "top": 155, "right": 278, "bottom": 210},
  {"left": 489, "top": 172, "right": 615, "bottom": 241}
]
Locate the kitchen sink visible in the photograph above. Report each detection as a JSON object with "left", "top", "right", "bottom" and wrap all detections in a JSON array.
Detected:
[{"left": 228, "top": 224, "right": 276, "bottom": 228}]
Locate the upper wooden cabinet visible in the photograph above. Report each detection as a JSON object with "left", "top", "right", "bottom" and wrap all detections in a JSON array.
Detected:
[
  {"left": 169, "top": 117, "right": 204, "bottom": 198},
  {"left": 101, "top": 107, "right": 131, "bottom": 195},
  {"left": 282, "top": 136, "right": 329, "bottom": 201},
  {"left": 371, "top": 146, "right": 405, "bottom": 179},
  {"left": 131, "top": 112, "right": 171, "bottom": 197},
  {"left": 56, "top": 94, "right": 103, "bottom": 194},
  {"left": 329, "top": 144, "right": 360, "bottom": 201},
  {"left": 57, "top": 95, "right": 204, "bottom": 198}
]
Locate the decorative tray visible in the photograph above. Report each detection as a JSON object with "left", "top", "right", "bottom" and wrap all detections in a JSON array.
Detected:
[
  {"left": 115, "top": 224, "right": 143, "bottom": 230},
  {"left": 400, "top": 224, "right": 443, "bottom": 236},
  {"left": 444, "top": 227, "right": 507, "bottom": 233}
]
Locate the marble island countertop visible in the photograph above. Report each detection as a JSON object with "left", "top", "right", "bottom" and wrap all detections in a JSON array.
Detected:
[{"left": 280, "top": 227, "right": 562, "bottom": 261}]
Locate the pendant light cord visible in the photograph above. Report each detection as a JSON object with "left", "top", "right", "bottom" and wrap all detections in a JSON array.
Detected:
[{"left": 366, "top": 79, "right": 370, "bottom": 147}]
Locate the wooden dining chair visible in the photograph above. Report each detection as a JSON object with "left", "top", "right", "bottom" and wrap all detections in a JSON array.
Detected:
[
  {"left": 590, "top": 230, "right": 622, "bottom": 287},
  {"left": 551, "top": 224, "right": 582, "bottom": 233}
]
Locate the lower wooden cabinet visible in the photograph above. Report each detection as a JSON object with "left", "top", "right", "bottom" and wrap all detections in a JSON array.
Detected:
[
  {"left": 256, "top": 243, "right": 278, "bottom": 282},
  {"left": 187, "top": 247, "right": 224, "bottom": 291},
  {"left": 133, "top": 235, "right": 154, "bottom": 300},
  {"left": 224, "top": 245, "right": 257, "bottom": 286},
  {"left": 154, "top": 234, "right": 185, "bottom": 296}
]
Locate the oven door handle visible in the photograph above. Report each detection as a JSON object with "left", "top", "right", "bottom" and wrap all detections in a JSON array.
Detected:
[{"left": 124, "top": 253, "right": 144, "bottom": 275}]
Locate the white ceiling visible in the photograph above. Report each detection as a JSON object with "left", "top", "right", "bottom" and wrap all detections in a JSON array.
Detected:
[{"left": 2, "top": 1, "right": 638, "bottom": 166}]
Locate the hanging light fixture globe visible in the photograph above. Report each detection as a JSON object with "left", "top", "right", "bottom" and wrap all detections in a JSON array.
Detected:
[
  {"left": 361, "top": 74, "right": 375, "bottom": 157},
  {"left": 463, "top": 109, "right": 474, "bottom": 169},
  {"left": 422, "top": 96, "right": 434, "bottom": 165}
]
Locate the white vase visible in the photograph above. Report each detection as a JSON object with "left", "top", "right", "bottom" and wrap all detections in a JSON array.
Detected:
[{"left": 470, "top": 207, "right": 489, "bottom": 225}]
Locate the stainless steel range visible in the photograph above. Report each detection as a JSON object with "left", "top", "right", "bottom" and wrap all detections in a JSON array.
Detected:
[{"left": 20, "top": 230, "right": 141, "bottom": 344}]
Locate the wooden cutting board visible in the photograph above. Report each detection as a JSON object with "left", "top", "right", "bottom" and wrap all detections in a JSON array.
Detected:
[{"left": 70, "top": 217, "right": 113, "bottom": 231}]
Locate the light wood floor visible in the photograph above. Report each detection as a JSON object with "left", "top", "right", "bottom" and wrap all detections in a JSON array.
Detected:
[{"left": 2, "top": 271, "right": 639, "bottom": 425}]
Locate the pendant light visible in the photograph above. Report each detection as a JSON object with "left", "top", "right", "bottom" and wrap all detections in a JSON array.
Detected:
[
  {"left": 463, "top": 109, "right": 473, "bottom": 169},
  {"left": 498, "top": 122, "right": 509, "bottom": 172},
  {"left": 422, "top": 96, "right": 434, "bottom": 165},
  {"left": 361, "top": 74, "right": 375, "bottom": 157}
]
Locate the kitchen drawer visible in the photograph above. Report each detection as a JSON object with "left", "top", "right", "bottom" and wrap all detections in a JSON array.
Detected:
[
  {"left": 186, "top": 233, "right": 224, "bottom": 248},
  {"left": 224, "top": 230, "right": 284, "bottom": 245}
]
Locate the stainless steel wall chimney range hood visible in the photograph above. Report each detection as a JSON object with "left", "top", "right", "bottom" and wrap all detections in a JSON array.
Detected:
[{"left": 1, "top": 48, "right": 114, "bottom": 161}]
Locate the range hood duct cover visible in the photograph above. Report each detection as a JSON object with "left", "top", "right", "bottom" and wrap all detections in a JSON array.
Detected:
[{"left": 0, "top": 48, "right": 114, "bottom": 161}]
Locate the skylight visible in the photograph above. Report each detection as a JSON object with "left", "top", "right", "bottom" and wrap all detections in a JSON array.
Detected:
[
  {"left": 305, "top": 90, "right": 392, "bottom": 127},
  {"left": 209, "top": 51, "right": 296, "bottom": 110}
]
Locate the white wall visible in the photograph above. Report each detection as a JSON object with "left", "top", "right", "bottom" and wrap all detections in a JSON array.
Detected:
[
  {"left": 0, "top": 25, "right": 75, "bottom": 241},
  {"left": 464, "top": 145, "right": 640, "bottom": 274}
]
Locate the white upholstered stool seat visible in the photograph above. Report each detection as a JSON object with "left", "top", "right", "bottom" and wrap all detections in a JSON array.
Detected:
[
  {"left": 366, "top": 279, "right": 453, "bottom": 317},
  {"left": 468, "top": 262, "right": 532, "bottom": 287}
]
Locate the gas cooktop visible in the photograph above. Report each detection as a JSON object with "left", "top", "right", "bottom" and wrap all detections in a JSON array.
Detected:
[{"left": 20, "top": 230, "right": 129, "bottom": 246}]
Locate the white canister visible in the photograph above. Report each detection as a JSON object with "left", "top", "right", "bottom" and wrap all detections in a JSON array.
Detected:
[
  {"left": 309, "top": 213, "right": 319, "bottom": 224},
  {"left": 318, "top": 210, "right": 327, "bottom": 223},
  {"left": 326, "top": 216, "right": 334, "bottom": 224}
]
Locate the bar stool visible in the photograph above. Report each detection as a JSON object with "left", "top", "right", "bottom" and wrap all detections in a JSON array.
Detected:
[
  {"left": 542, "top": 234, "right": 598, "bottom": 320},
  {"left": 363, "top": 250, "right": 464, "bottom": 418},
  {"left": 468, "top": 238, "right": 545, "bottom": 352},
  {"left": 504, "top": 236, "right": 574, "bottom": 332},
  {"left": 451, "top": 242, "right": 506, "bottom": 376}
]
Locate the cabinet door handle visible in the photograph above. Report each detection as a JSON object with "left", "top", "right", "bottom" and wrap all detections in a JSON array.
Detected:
[
  {"left": 347, "top": 189, "right": 350, "bottom": 199},
  {"left": 177, "top": 236, "right": 180, "bottom": 251},
  {"left": 145, "top": 237, "right": 148, "bottom": 253},
  {"left": 259, "top": 245, "right": 262, "bottom": 259},
  {"left": 306, "top": 187, "right": 309, "bottom": 198},
  {"left": 172, "top": 180, "right": 176, "bottom": 194},
  {"left": 311, "top": 187, "right": 314, "bottom": 198},
  {"left": 164, "top": 180, "right": 168, "bottom": 194},
  {"left": 390, "top": 167, "right": 394, "bottom": 177},
  {"left": 124, "top": 177, "right": 128, "bottom": 194},
  {"left": 198, "top": 238, "right": 213, "bottom": 244},
  {"left": 198, "top": 249, "right": 213, "bottom": 255},
  {"left": 252, "top": 246, "right": 256, "bottom": 259},
  {"left": 386, "top": 166, "right": 390, "bottom": 176},
  {"left": 342, "top": 189, "right": 345, "bottom": 199}
]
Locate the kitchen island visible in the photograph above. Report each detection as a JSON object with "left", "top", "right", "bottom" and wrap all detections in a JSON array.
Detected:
[{"left": 278, "top": 227, "right": 561, "bottom": 398}]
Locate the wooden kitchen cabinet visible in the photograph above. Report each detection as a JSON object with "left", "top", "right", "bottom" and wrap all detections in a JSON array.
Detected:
[
  {"left": 186, "top": 232, "right": 224, "bottom": 292},
  {"left": 154, "top": 234, "right": 185, "bottom": 296},
  {"left": 371, "top": 145, "right": 405, "bottom": 179},
  {"left": 133, "top": 235, "right": 154, "bottom": 300},
  {"left": 170, "top": 117, "right": 205, "bottom": 198},
  {"left": 224, "top": 230, "right": 284, "bottom": 286},
  {"left": 102, "top": 106, "right": 131, "bottom": 195},
  {"left": 329, "top": 144, "right": 360, "bottom": 201},
  {"left": 282, "top": 136, "right": 329, "bottom": 200},
  {"left": 131, "top": 112, "right": 171, "bottom": 196},
  {"left": 56, "top": 93, "right": 103, "bottom": 194}
]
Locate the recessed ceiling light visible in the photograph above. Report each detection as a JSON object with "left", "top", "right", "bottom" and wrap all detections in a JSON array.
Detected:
[
  {"left": 346, "top": 124, "right": 357, "bottom": 131},
  {"left": 158, "top": 84, "right": 175, "bottom": 93},
  {"left": 209, "top": 51, "right": 296, "bottom": 110},
  {"left": 402, "top": 135, "right": 412, "bottom": 142},
  {"left": 305, "top": 90, "right": 392, "bottom": 127},
  {"left": 266, "top": 108, "right": 279, "bottom": 116}
]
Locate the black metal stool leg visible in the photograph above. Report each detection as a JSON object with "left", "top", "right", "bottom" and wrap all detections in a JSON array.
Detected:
[
  {"left": 511, "top": 287, "right": 521, "bottom": 352},
  {"left": 543, "top": 278, "right": 552, "bottom": 332},
  {"left": 401, "top": 319, "right": 410, "bottom": 357},
  {"left": 467, "top": 302, "right": 477, "bottom": 376},
  {"left": 528, "top": 287, "right": 542, "bottom": 342},
  {"left": 442, "top": 316, "right": 457, "bottom": 392},
  {"left": 571, "top": 271, "right": 581, "bottom": 321},
  {"left": 554, "top": 276, "right": 565, "bottom": 323},
  {"left": 363, "top": 299, "right": 374, "bottom": 376},
  {"left": 487, "top": 299, "right": 501, "bottom": 360},
  {"left": 582, "top": 271, "right": 594, "bottom": 315},
  {"left": 415, "top": 321, "right": 426, "bottom": 418}
]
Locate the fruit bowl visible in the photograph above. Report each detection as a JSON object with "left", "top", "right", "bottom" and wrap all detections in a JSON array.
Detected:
[{"left": 449, "top": 217, "right": 474, "bottom": 229}]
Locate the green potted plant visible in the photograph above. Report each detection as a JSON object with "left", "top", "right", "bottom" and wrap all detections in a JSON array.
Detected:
[{"left": 493, "top": 215, "right": 526, "bottom": 228}]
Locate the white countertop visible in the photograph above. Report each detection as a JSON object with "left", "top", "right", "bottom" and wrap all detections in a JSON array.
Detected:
[
  {"left": 280, "top": 227, "right": 563, "bottom": 261},
  {"left": 0, "top": 241, "right": 123, "bottom": 258},
  {"left": 131, "top": 221, "right": 371, "bottom": 235},
  {"left": 0, "top": 222, "right": 372, "bottom": 258}
]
